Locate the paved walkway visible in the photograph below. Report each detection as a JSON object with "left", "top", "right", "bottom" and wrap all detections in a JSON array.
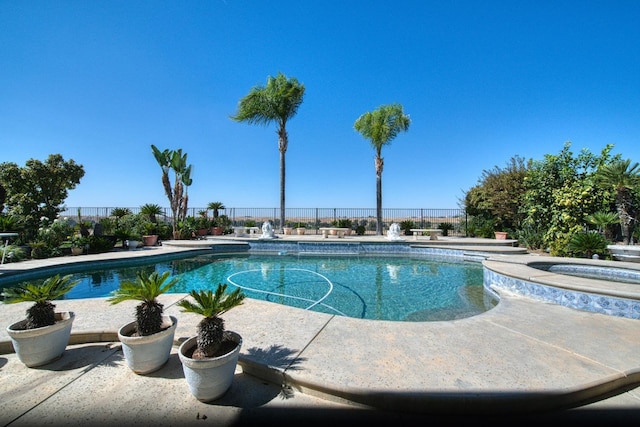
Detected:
[{"left": 1, "top": 238, "right": 639, "bottom": 426}]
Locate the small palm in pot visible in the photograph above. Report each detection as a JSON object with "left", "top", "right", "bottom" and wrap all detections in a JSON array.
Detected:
[
  {"left": 3, "top": 274, "right": 79, "bottom": 329},
  {"left": 108, "top": 270, "right": 178, "bottom": 336},
  {"left": 178, "top": 284, "right": 245, "bottom": 359}
]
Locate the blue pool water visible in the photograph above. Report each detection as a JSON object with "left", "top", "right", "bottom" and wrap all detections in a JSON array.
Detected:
[{"left": 1, "top": 253, "right": 497, "bottom": 322}]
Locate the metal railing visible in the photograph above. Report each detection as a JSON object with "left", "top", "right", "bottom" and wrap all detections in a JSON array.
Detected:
[{"left": 59, "top": 207, "right": 467, "bottom": 236}]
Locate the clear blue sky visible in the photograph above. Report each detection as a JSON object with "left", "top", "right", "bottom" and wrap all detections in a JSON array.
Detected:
[{"left": 2, "top": 1, "right": 638, "bottom": 210}]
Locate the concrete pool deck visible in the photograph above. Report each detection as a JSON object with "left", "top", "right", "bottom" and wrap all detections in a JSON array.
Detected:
[{"left": 1, "top": 236, "right": 639, "bottom": 426}]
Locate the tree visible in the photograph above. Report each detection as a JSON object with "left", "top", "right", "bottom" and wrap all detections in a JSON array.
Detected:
[
  {"left": 207, "top": 201, "right": 225, "bottom": 218},
  {"left": 522, "top": 142, "right": 615, "bottom": 255},
  {"left": 464, "top": 156, "right": 530, "bottom": 235},
  {"left": 0, "top": 154, "right": 85, "bottom": 241},
  {"left": 151, "top": 145, "right": 193, "bottom": 239},
  {"left": 596, "top": 159, "right": 640, "bottom": 244},
  {"left": 354, "top": 104, "right": 410, "bottom": 235},
  {"left": 231, "top": 72, "right": 305, "bottom": 233}
]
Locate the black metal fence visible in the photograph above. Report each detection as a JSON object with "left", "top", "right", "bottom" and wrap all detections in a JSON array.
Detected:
[{"left": 59, "top": 207, "right": 467, "bottom": 236}]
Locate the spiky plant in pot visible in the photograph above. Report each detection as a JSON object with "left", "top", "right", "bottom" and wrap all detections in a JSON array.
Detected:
[
  {"left": 108, "top": 270, "right": 178, "bottom": 336},
  {"left": 3, "top": 274, "right": 79, "bottom": 329},
  {"left": 178, "top": 284, "right": 245, "bottom": 359}
]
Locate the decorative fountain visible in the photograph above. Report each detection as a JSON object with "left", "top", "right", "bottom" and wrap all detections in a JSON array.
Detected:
[
  {"left": 260, "top": 221, "right": 275, "bottom": 239},
  {"left": 386, "top": 223, "right": 404, "bottom": 241}
]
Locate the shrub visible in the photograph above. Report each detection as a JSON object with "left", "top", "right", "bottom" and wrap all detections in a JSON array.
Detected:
[
  {"left": 438, "top": 223, "right": 454, "bottom": 236},
  {"left": 567, "top": 231, "right": 608, "bottom": 259},
  {"left": 0, "top": 244, "right": 26, "bottom": 263},
  {"left": 399, "top": 220, "right": 415, "bottom": 236}
]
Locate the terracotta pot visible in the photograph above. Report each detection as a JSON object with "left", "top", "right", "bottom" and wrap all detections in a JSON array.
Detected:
[
  {"left": 142, "top": 235, "right": 158, "bottom": 246},
  {"left": 495, "top": 231, "right": 508, "bottom": 240}
]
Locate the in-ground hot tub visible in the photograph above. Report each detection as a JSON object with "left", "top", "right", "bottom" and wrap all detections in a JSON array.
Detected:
[{"left": 483, "top": 255, "right": 640, "bottom": 320}]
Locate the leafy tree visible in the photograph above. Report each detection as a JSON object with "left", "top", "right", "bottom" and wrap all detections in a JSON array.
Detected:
[
  {"left": 0, "top": 154, "right": 84, "bottom": 241},
  {"left": 464, "top": 155, "right": 530, "bottom": 235},
  {"left": 595, "top": 159, "right": 640, "bottom": 245},
  {"left": 521, "top": 142, "right": 614, "bottom": 255},
  {"left": 354, "top": 104, "right": 411, "bottom": 235},
  {"left": 151, "top": 145, "right": 193, "bottom": 239},
  {"left": 231, "top": 72, "right": 305, "bottom": 233}
]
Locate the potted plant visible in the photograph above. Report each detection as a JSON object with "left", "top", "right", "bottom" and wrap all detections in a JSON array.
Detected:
[
  {"left": 207, "top": 202, "right": 225, "bottom": 235},
  {"left": 3, "top": 274, "right": 79, "bottom": 367},
  {"left": 283, "top": 221, "right": 293, "bottom": 235},
  {"left": 177, "top": 284, "right": 245, "bottom": 402},
  {"left": 70, "top": 235, "right": 88, "bottom": 255},
  {"left": 107, "top": 271, "right": 179, "bottom": 374},
  {"left": 142, "top": 222, "right": 159, "bottom": 246},
  {"left": 196, "top": 210, "right": 209, "bottom": 237},
  {"left": 295, "top": 222, "right": 306, "bottom": 235},
  {"left": 126, "top": 234, "right": 142, "bottom": 249}
]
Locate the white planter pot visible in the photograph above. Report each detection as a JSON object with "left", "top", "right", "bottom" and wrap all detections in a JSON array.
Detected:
[
  {"left": 118, "top": 315, "right": 177, "bottom": 374},
  {"left": 7, "top": 311, "right": 75, "bottom": 367},
  {"left": 179, "top": 331, "right": 242, "bottom": 402},
  {"left": 126, "top": 240, "right": 140, "bottom": 250}
]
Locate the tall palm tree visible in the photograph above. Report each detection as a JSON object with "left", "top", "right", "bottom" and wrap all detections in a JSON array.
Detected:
[
  {"left": 596, "top": 159, "right": 640, "bottom": 244},
  {"left": 231, "top": 72, "right": 305, "bottom": 233},
  {"left": 151, "top": 145, "right": 193, "bottom": 239},
  {"left": 354, "top": 104, "right": 411, "bottom": 235}
]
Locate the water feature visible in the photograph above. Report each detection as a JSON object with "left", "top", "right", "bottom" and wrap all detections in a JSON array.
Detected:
[
  {"left": 260, "top": 221, "right": 275, "bottom": 239},
  {"left": 386, "top": 223, "right": 404, "bottom": 241}
]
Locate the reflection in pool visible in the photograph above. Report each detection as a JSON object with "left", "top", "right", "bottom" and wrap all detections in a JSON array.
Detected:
[{"left": 0, "top": 253, "right": 498, "bottom": 322}]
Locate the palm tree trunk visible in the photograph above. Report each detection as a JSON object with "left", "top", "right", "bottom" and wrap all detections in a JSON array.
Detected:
[
  {"left": 375, "top": 155, "right": 384, "bottom": 235},
  {"left": 280, "top": 149, "right": 286, "bottom": 234},
  {"left": 376, "top": 174, "right": 383, "bottom": 235}
]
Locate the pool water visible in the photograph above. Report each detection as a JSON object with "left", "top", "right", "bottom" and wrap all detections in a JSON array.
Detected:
[{"left": 1, "top": 253, "right": 497, "bottom": 322}]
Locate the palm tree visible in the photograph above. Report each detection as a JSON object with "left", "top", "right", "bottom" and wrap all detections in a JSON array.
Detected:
[
  {"left": 108, "top": 271, "right": 179, "bottom": 336},
  {"left": 585, "top": 210, "right": 619, "bottom": 241},
  {"left": 207, "top": 201, "right": 225, "bottom": 219},
  {"left": 596, "top": 159, "right": 640, "bottom": 244},
  {"left": 151, "top": 145, "right": 193, "bottom": 239},
  {"left": 354, "top": 104, "right": 411, "bottom": 235},
  {"left": 178, "top": 284, "right": 245, "bottom": 359},
  {"left": 2, "top": 274, "right": 79, "bottom": 329},
  {"left": 140, "top": 203, "right": 163, "bottom": 223},
  {"left": 231, "top": 72, "right": 305, "bottom": 233}
]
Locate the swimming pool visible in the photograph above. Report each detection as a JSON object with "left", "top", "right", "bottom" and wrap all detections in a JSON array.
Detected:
[{"left": 0, "top": 253, "right": 497, "bottom": 322}]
